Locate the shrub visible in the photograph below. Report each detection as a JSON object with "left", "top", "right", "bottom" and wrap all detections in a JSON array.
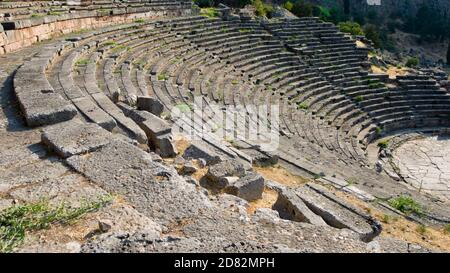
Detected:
[
  {"left": 388, "top": 195, "right": 423, "bottom": 216},
  {"left": 355, "top": 95, "right": 364, "bottom": 102},
  {"left": 375, "top": 127, "right": 382, "bottom": 135},
  {"left": 199, "top": 8, "right": 220, "bottom": 18},
  {"left": 283, "top": 1, "right": 294, "bottom": 11},
  {"left": 406, "top": 57, "right": 419, "bottom": 68},
  {"left": 134, "top": 19, "right": 145, "bottom": 24},
  {"left": 364, "top": 24, "right": 382, "bottom": 48},
  {"left": 313, "top": 5, "right": 331, "bottom": 21},
  {"left": 253, "top": 0, "right": 274, "bottom": 18},
  {"left": 338, "top": 21, "right": 364, "bottom": 36},
  {"left": 378, "top": 140, "right": 389, "bottom": 149}
]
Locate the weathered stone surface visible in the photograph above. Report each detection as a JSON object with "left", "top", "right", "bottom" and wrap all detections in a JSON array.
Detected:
[
  {"left": 14, "top": 61, "right": 78, "bottom": 127},
  {"left": 272, "top": 187, "right": 328, "bottom": 226},
  {"left": 16, "top": 90, "right": 77, "bottom": 127},
  {"left": 205, "top": 159, "right": 246, "bottom": 189},
  {"left": 296, "top": 183, "right": 382, "bottom": 242},
  {"left": 119, "top": 103, "right": 177, "bottom": 157},
  {"left": 66, "top": 139, "right": 212, "bottom": 227},
  {"left": 137, "top": 96, "right": 164, "bottom": 116},
  {"left": 182, "top": 140, "right": 222, "bottom": 165},
  {"left": 41, "top": 119, "right": 113, "bottom": 158},
  {"left": 72, "top": 97, "right": 117, "bottom": 131},
  {"left": 226, "top": 172, "right": 265, "bottom": 201},
  {"left": 179, "top": 161, "right": 197, "bottom": 175},
  {"left": 0, "top": 156, "right": 68, "bottom": 187}
]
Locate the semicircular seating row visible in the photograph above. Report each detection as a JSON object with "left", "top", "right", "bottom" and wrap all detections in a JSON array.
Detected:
[
  {"left": 14, "top": 14, "right": 450, "bottom": 177},
  {"left": 0, "top": 0, "right": 192, "bottom": 21}
]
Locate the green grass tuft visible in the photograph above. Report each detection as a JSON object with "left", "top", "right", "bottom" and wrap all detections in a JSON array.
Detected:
[
  {"left": 298, "top": 102, "right": 309, "bottom": 110},
  {"left": 103, "top": 40, "right": 117, "bottom": 47},
  {"left": 355, "top": 95, "right": 364, "bottom": 102},
  {"left": 199, "top": 8, "right": 220, "bottom": 18},
  {"left": 75, "top": 59, "right": 89, "bottom": 67},
  {"left": 416, "top": 224, "right": 427, "bottom": 235},
  {"left": 388, "top": 195, "right": 423, "bottom": 216},
  {"left": 444, "top": 224, "right": 450, "bottom": 234},
  {"left": 157, "top": 73, "right": 169, "bottom": 81},
  {"left": 0, "top": 195, "right": 113, "bottom": 253}
]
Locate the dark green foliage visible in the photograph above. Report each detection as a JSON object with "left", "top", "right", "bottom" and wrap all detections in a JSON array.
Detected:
[
  {"left": 406, "top": 57, "right": 419, "bottom": 68},
  {"left": 290, "top": 0, "right": 313, "bottom": 18},
  {"left": 338, "top": 21, "right": 364, "bottom": 36},
  {"left": 388, "top": 195, "right": 423, "bottom": 216},
  {"left": 194, "top": 0, "right": 214, "bottom": 8},
  {"left": 364, "top": 24, "right": 382, "bottom": 48},
  {"left": 447, "top": 43, "right": 450, "bottom": 65},
  {"left": 253, "top": 0, "right": 274, "bottom": 18},
  {"left": 378, "top": 140, "right": 389, "bottom": 149},
  {"left": 405, "top": 4, "right": 450, "bottom": 42},
  {"left": 283, "top": 1, "right": 294, "bottom": 11}
]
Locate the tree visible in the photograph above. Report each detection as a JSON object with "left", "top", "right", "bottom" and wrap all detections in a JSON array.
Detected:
[
  {"left": 364, "top": 24, "right": 382, "bottom": 48},
  {"left": 338, "top": 21, "right": 364, "bottom": 36},
  {"left": 406, "top": 57, "right": 419, "bottom": 68},
  {"left": 343, "top": 0, "right": 350, "bottom": 15},
  {"left": 283, "top": 1, "right": 294, "bottom": 11},
  {"left": 447, "top": 43, "right": 450, "bottom": 65},
  {"left": 252, "top": 0, "right": 273, "bottom": 18},
  {"left": 291, "top": 0, "right": 313, "bottom": 18},
  {"left": 194, "top": 0, "right": 213, "bottom": 8}
]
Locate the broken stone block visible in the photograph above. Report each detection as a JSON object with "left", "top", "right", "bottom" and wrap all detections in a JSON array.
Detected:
[
  {"left": 118, "top": 103, "right": 177, "bottom": 157},
  {"left": 296, "top": 183, "right": 381, "bottom": 242},
  {"left": 137, "top": 96, "right": 164, "bottom": 116},
  {"left": 17, "top": 90, "right": 77, "bottom": 127},
  {"left": 272, "top": 187, "right": 327, "bottom": 226},
  {"left": 98, "top": 219, "right": 113, "bottom": 233},
  {"left": 41, "top": 119, "right": 113, "bottom": 158},
  {"left": 226, "top": 172, "right": 265, "bottom": 201},
  {"left": 205, "top": 159, "right": 246, "bottom": 189},
  {"left": 182, "top": 141, "right": 222, "bottom": 165},
  {"left": 180, "top": 161, "right": 197, "bottom": 175}
]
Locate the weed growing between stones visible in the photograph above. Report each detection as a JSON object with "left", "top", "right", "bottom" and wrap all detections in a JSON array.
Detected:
[
  {"left": 0, "top": 195, "right": 113, "bottom": 253},
  {"left": 199, "top": 8, "right": 219, "bottom": 18},
  {"left": 388, "top": 195, "right": 423, "bottom": 216},
  {"left": 444, "top": 224, "right": 450, "bottom": 234},
  {"left": 416, "top": 224, "right": 427, "bottom": 235},
  {"left": 75, "top": 59, "right": 90, "bottom": 67},
  {"left": 378, "top": 140, "right": 389, "bottom": 149}
]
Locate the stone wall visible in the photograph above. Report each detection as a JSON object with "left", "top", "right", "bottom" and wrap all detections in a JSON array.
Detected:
[{"left": 0, "top": 6, "right": 191, "bottom": 55}]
